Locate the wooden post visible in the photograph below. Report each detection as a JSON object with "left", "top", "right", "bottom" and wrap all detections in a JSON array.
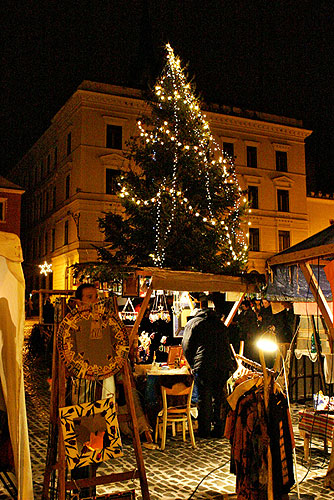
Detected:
[
  {"left": 258, "top": 350, "right": 274, "bottom": 500},
  {"left": 300, "top": 263, "right": 334, "bottom": 351},
  {"left": 129, "top": 284, "right": 153, "bottom": 346},
  {"left": 122, "top": 361, "right": 151, "bottom": 500},
  {"left": 224, "top": 293, "right": 245, "bottom": 327}
]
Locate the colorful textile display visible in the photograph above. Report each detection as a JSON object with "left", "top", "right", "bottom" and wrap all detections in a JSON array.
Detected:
[{"left": 225, "top": 382, "right": 295, "bottom": 500}]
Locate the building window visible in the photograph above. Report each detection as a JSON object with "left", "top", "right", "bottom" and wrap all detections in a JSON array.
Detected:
[
  {"left": 45, "top": 232, "right": 48, "bottom": 255},
  {"left": 106, "top": 169, "right": 120, "bottom": 195},
  {"left": 47, "top": 154, "right": 51, "bottom": 173},
  {"left": 278, "top": 230, "right": 290, "bottom": 251},
  {"left": 106, "top": 125, "right": 122, "bottom": 150},
  {"left": 276, "top": 151, "right": 287, "bottom": 172},
  {"left": 248, "top": 185, "right": 259, "bottom": 209},
  {"left": 0, "top": 200, "right": 6, "bottom": 221},
  {"left": 39, "top": 234, "right": 42, "bottom": 257},
  {"left": 40, "top": 160, "right": 44, "bottom": 179},
  {"left": 46, "top": 191, "right": 49, "bottom": 213},
  {"left": 52, "top": 186, "right": 56, "bottom": 209},
  {"left": 54, "top": 146, "right": 58, "bottom": 167},
  {"left": 223, "top": 142, "right": 234, "bottom": 159},
  {"left": 277, "top": 189, "right": 289, "bottom": 212},
  {"left": 64, "top": 221, "right": 69, "bottom": 245},
  {"left": 249, "top": 228, "right": 260, "bottom": 252},
  {"left": 51, "top": 228, "right": 55, "bottom": 252},
  {"left": 247, "top": 146, "right": 257, "bottom": 168},
  {"left": 65, "top": 174, "right": 70, "bottom": 199},
  {"left": 67, "top": 132, "right": 72, "bottom": 156}
]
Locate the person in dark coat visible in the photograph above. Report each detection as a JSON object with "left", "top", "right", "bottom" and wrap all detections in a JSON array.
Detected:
[
  {"left": 182, "top": 305, "right": 233, "bottom": 438},
  {"left": 236, "top": 299, "right": 259, "bottom": 361}
]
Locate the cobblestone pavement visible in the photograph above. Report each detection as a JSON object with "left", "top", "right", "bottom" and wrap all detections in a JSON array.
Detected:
[{"left": 0, "top": 320, "right": 333, "bottom": 499}]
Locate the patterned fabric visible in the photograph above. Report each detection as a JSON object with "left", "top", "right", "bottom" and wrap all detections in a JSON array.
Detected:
[
  {"left": 225, "top": 387, "right": 295, "bottom": 500},
  {"left": 299, "top": 409, "right": 334, "bottom": 441},
  {"left": 268, "top": 392, "right": 295, "bottom": 496},
  {"left": 59, "top": 397, "right": 123, "bottom": 470},
  {"left": 225, "top": 390, "right": 269, "bottom": 500}
]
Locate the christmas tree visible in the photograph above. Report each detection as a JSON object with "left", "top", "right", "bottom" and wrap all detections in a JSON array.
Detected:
[{"left": 98, "top": 44, "right": 248, "bottom": 275}]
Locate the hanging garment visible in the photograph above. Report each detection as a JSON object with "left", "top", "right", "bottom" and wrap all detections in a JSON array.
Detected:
[
  {"left": 268, "top": 392, "right": 295, "bottom": 497},
  {"left": 225, "top": 389, "right": 269, "bottom": 500}
]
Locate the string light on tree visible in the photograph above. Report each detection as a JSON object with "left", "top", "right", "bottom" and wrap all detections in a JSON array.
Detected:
[{"left": 97, "top": 44, "right": 249, "bottom": 275}]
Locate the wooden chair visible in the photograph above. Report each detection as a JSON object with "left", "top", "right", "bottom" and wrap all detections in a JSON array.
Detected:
[{"left": 155, "top": 381, "right": 196, "bottom": 451}]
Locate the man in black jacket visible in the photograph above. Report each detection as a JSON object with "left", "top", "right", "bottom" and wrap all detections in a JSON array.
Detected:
[{"left": 182, "top": 305, "right": 232, "bottom": 438}]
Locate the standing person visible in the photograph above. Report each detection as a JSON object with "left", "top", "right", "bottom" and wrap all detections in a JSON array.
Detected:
[
  {"left": 43, "top": 298, "right": 54, "bottom": 324},
  {"left": 182, "top": 302, "right": 233, "bottom": 438},
  {"left": 236, "top": 299, "right": 259, "bottom": 361},
  {"left": 258, "top": 298, "right": 274, "bottom": 332}
]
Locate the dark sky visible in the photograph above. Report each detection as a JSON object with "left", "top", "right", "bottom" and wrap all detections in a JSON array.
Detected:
[{"left": 1, "top": 0, "right": 333, "bottom": 192}]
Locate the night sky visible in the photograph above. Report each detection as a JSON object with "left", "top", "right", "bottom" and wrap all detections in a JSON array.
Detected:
[{"left": 1, "top": 0, "right": 333, "bottom": 192}]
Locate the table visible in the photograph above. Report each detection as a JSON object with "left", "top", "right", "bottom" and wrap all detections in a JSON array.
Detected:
[{"left": 298, "top": 409, "right": 334, "bottom": 460}]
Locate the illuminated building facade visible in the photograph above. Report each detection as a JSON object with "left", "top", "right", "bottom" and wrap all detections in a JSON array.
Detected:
[{"left": 10, "top": 81, "right": 315, "bottom": 291}]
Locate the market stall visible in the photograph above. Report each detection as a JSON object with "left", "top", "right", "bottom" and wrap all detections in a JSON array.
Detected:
[{"left": 267, "top": 224, "right": 334, "bottom": 489}]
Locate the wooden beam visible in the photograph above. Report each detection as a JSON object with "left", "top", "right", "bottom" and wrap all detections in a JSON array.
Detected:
[
  {"left": 300, "top": 263, "right": 334, "bottom": 349},
  {"left": 129, "top": 284, "right": 153, "bottom": 347},
  {"left": 224, "top": 293, "right": 245, "bottom": 327},
  {"left": 267, "top": 243, "right": 334, "bottom": 266}
]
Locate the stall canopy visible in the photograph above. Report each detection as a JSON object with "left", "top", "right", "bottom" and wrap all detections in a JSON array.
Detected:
[
  {"left": 266, "top": 224, "right": 334, "bottom": 302},
  {"left": 267, "top": 224, "right": 334, "bottom": 344},
  {"left": 268, "top": 225, "right": 334, "bottom": 489},
  {"left": 0, "top": 231, "right": 33, "bottom": 499}
]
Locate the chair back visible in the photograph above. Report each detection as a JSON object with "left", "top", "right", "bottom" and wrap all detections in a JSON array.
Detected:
[{"left": 161, "top": 381, "right": 194, "bottom": 412}]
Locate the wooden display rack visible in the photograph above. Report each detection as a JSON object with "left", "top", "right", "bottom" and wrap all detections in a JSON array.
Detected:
[{"left": 42, "top": 293, "right": 151, "bottom": 500}]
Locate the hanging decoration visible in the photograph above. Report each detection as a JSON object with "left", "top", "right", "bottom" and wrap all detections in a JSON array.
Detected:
[
  {"left": 149, "top": 290, "right": 171, "bottom": 323},
  {"left": 119, "top": 298, "right": 138, "bottom": 322},
  {"left": 171, "top": 291, "right": 195, "bottom": 317},
  {"left": 138, "top": 331, "right": 152, "bottom": 362}
]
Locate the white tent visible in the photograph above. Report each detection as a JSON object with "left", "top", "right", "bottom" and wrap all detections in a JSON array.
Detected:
[{"left": 0, "top": 231, "right": 33, "bottom": 499}]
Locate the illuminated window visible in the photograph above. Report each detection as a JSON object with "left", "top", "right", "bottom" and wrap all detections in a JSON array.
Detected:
[
  {"left": 249, "top": 228, "right": 260, "bottom": 252},
  {"left": 248, "top": 186, "right": 258, "bottom": 209},
  {"left": 279, "top": 230, "right": 290, "bottom": 251},
  {"left": 106, "top": 169, "right": 121, "bottom": 194},
  {"left": 106, "top": 125, "right": 122, "bottom": 149},
  {"left": 277, "top": 189, "right": 289, "bottom": 212},
  {"left": 276, "top": 151, "right": 287, "bottom": 172},
  {"left": 247, "top": 146, "right": 257, "bottom": 168}
]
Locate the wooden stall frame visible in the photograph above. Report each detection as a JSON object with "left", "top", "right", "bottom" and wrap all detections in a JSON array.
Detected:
[
  {"left": 42, "top": 290, "right": 151, "bottom": 500},
  {"left": 267, "top": 230, "right": 334, "bottom": 488}
]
